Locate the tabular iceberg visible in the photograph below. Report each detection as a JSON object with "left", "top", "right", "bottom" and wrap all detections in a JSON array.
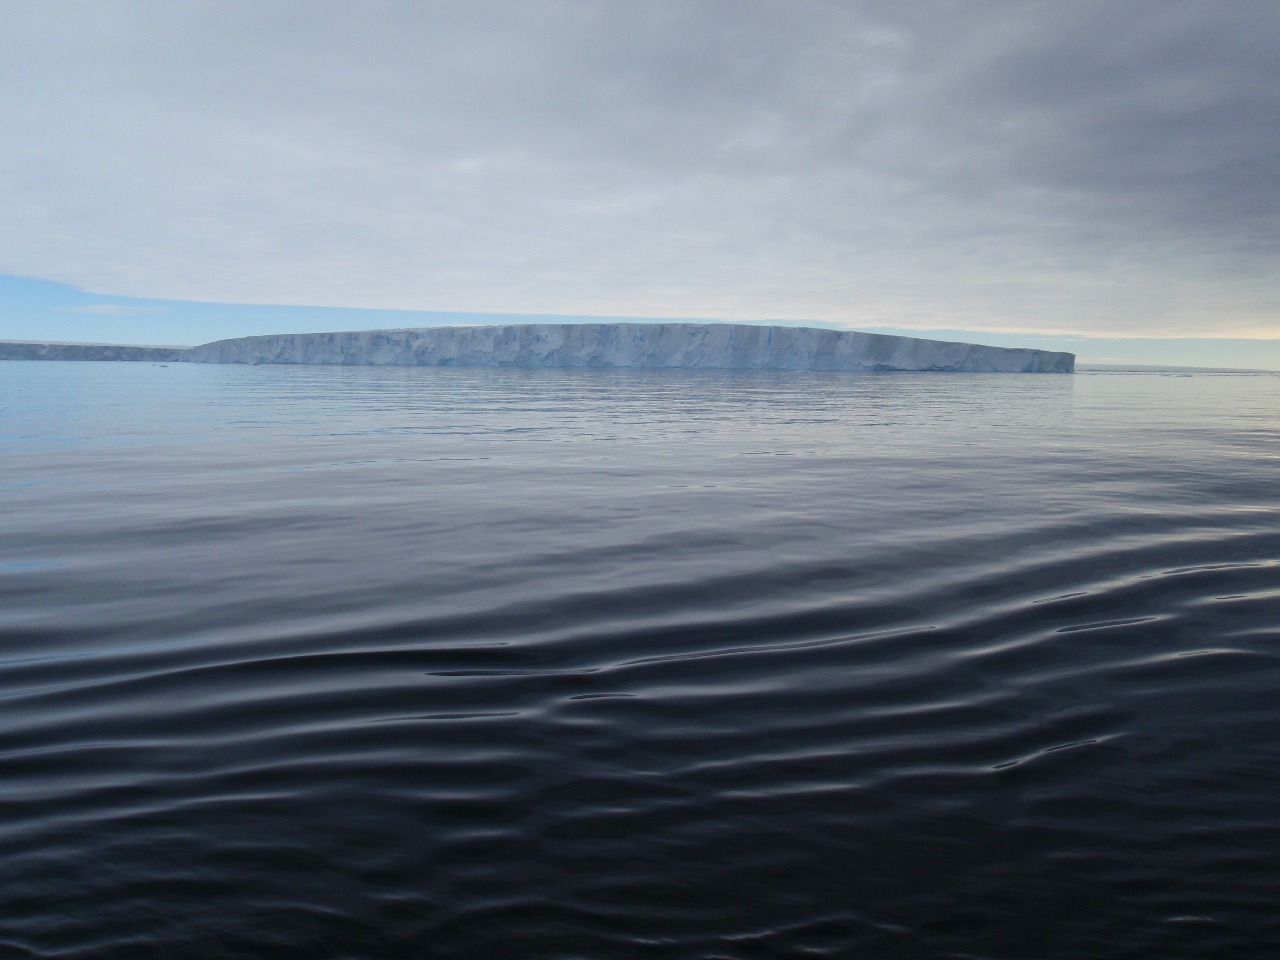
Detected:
[{"left": 184, "top": 323, "right": 1074, "bottom": 373}]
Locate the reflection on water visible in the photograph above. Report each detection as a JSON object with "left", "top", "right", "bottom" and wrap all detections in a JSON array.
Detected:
[{"left": 2, "top": 361, "right": 1279, "bottom": 959}]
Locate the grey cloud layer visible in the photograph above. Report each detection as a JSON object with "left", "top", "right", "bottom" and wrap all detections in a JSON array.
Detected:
[{"left": 1, "top": 1, "right": 1276, "bottom": 335}]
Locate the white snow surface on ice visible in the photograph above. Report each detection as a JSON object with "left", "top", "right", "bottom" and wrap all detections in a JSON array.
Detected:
[{"left": 184, "top": 323, "right": 1075, "bottom": 373}]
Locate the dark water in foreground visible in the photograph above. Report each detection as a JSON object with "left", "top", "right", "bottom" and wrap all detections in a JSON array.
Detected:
[{"left": 2, "top": 361, "right": 1279, "bottom": 959}]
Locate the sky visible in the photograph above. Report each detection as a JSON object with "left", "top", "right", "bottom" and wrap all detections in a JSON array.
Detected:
[{"left": 1, "top": 1, "right": 1278, "bottom": 366}]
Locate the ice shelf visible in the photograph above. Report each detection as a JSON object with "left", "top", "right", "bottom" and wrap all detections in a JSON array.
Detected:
[
  {"left": 0, "top": 341, "right": 185, "bottom": 362},
  {"left": 182, "top": 323, "right": 1075, "bottom": 373}
]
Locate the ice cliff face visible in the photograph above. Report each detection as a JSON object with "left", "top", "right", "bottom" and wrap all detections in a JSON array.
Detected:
[
  {"left": 184, "top": 323, "right": 1074, "bottom": 373},
  {"left": 1, "top": 325, "right": 1074, "bottom": 372}
]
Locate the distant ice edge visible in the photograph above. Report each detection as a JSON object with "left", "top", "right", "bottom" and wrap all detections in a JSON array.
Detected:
[{"left": 183, "top": 324, "right": 1074, "bottom": 373}]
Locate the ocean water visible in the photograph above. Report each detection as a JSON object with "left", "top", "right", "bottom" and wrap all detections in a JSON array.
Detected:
[{"left": 2, "top": 360, "right": 1278, "bottom": 959}]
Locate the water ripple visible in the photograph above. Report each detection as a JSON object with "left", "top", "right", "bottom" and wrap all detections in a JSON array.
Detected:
[{"left": 1, "top": 363, "right": 1279, "bottom": 957}]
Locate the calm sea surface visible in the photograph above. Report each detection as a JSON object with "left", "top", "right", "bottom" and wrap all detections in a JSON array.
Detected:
[{"left": 2, "top": 361, "right": 1279, "bottom": 959}]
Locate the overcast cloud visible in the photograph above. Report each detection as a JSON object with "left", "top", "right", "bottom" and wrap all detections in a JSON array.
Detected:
[{"left": 1, "top": 0, "right": 1277, "bottom": 337}]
